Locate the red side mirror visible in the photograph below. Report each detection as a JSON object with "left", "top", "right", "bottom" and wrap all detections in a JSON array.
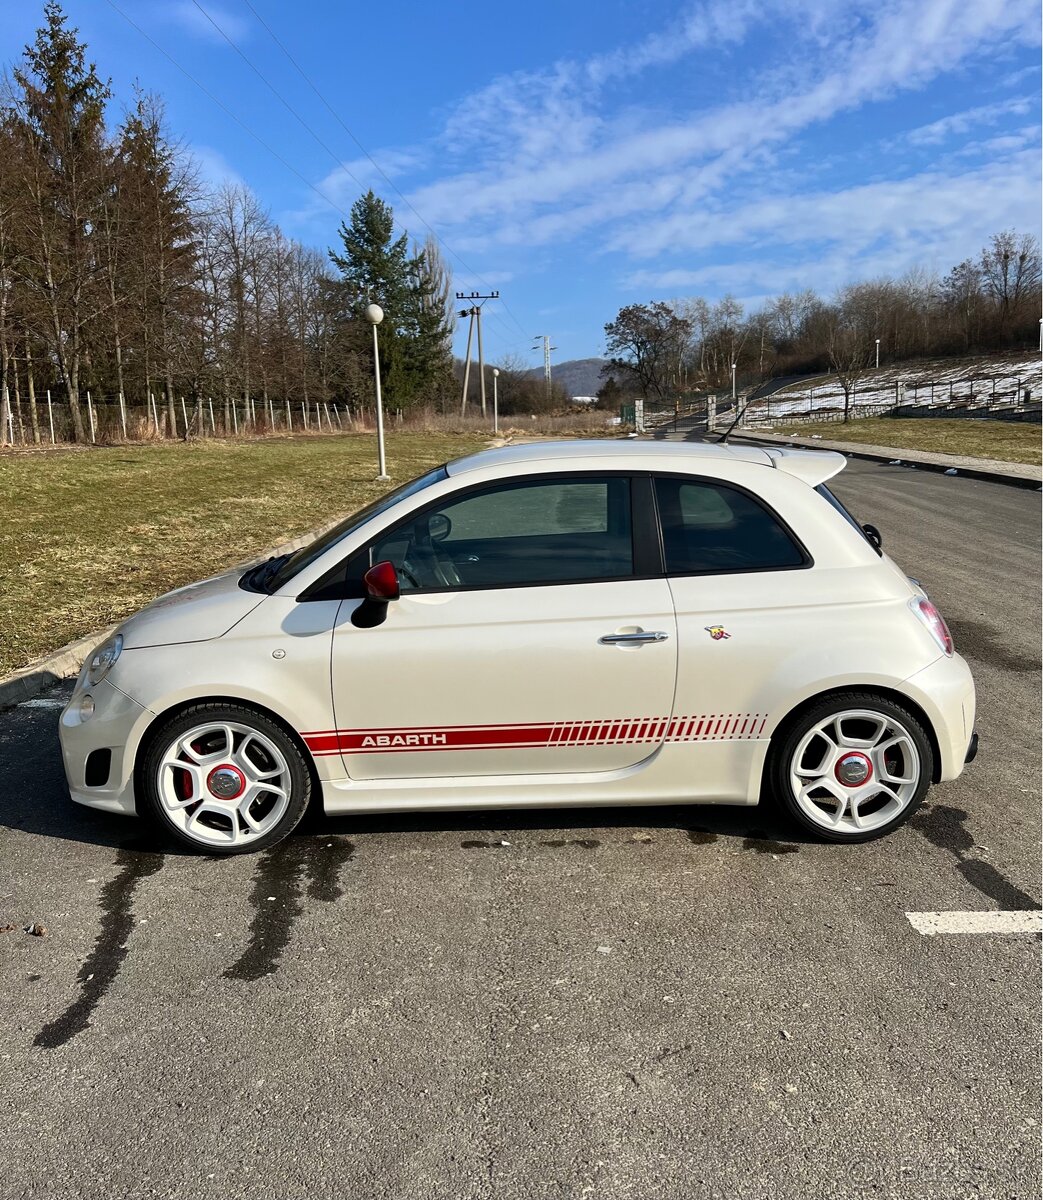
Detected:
[{"left": 363, "top": 560, "right": 400, "bottom": 602}]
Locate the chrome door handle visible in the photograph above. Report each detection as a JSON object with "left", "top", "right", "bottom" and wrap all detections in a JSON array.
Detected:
[{"left": 599, "top": 631, "right": 670, "bottom": 645}]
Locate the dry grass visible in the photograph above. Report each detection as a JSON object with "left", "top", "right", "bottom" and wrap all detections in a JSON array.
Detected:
[
  {"left": 773, "top": 418, "right": 1041, "bottom": 466},
  {"left": 400, "top": 409, "right": 621, "bottom": 438},
  {"left": 0, "top": 431, "right": 484, "bottom": 676}
]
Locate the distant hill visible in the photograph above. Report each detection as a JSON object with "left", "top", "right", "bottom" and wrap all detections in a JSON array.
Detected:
[{"left": 525, "top": 357, "right": 607, "bottom": 398}]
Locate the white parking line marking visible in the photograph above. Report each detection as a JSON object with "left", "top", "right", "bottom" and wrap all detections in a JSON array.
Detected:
[
  {"left": 18, "top": 698, "right": 65, "bottom": 710},
  {"left": 906, "top": 910, "right": 1043, "bottom": 936}
]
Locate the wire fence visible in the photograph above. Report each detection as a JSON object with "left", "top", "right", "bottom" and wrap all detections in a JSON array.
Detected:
[
  {"left": 0, "top": 391, "right": 623, "bottom": 448},
  {"left": 0, "top": 391, "right": 377, "bottom": 447},
  {"left": 742, "top": 374, "right": 1040, "bottom": 426}
]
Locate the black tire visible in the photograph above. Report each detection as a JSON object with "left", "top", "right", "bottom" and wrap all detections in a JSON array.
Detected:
[
  {"left": 139, "top": 702, "right": 312, "bottom": 855},
  {"left": 768, "top": 691, "right": 934, "bottom": 843}
]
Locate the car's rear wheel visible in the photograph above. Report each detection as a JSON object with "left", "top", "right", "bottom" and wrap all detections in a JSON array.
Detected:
[
  {"left": 140, "top": 703, "right": 311, "bottom": 854},
  {"left": 770, "top": 693, "right": 933, "bottom": 842}
]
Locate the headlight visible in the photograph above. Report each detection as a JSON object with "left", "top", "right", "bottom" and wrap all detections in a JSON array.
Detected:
[{"left": 86, "top": 634, "right": 123, "bottom": 686}]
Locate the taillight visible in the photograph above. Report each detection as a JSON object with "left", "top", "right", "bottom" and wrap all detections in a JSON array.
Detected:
[{"left": 910, "top": 596, "right": 953, "bottom": 656}]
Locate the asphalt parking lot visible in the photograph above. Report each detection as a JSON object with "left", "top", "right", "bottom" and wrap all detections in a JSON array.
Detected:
[{"left": 1, "top": 458, "right": 1039, "bottom": 1200}]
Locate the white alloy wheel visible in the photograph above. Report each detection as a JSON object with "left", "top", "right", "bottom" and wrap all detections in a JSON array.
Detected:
[
  {"left": 770, "top": 692, "right": 935, "bottom": 843},
  {"left": 156, "top": 719, "right": 293, "bottom": 850},
  {"left": 786, "top": 707, "right": 923, "bottom": 836}
]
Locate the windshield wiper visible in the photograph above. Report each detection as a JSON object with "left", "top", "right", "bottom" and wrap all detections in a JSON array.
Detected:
[{"left": 252, "top": 553, "right": 291, "bottom": 593}]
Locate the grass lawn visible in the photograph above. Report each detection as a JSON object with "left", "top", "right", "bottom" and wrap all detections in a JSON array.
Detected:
[
  {"left": 774, "top": 418, "right": 1041, "bottom": 466},
  {"left": 0, "top": 432, "right": 484, "bottom": 676}
]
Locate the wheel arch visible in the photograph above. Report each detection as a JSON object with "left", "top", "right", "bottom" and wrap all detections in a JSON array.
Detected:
[
  {"left": 132, "top": 694, "right": 324, "bottom": 815},
  {"left": 764, "top": 685, "right": 943, "bottom": 785}
]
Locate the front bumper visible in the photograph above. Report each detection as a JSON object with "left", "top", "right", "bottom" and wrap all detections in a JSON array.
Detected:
[{"left": 59, "top": 678, "right": 146, "bottom": 816}]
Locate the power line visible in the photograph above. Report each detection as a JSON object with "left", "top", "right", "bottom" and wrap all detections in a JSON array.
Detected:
[
  {"left": 107, "top": 0, "right": 529, "bottom": 357},
  {"left": 104, "top": 0, "right": 355, "bottom": 225},
  {"left": 188, "top": 1, "right": 374, "bottom": 215},
  {"left": 236, "top": 0, "right": 532, "bottom": 344}
]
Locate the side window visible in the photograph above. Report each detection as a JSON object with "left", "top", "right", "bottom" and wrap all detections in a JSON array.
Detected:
[
  {"left": 654, "top": 477, "right": 806, "bottom": 574},
  {"left": 367, "top": 476, "right": 634, "bottom": 590}
]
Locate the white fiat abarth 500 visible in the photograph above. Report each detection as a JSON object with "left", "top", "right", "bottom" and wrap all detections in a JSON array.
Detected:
[{"left": 60, "top": 440, "right": 977, "bottom": 855}]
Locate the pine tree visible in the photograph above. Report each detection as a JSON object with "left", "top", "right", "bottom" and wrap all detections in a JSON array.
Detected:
[
  {"left": 118, "top": 92, "right": 198, "bottom": 433},
  {"left": 7, "top": 0, "right": 111, "bottom": 442},
  {"left": 328, "top": 191, "right": 455, "bottom": 411},
  {"left": 328, "top": 190, "right": 410, "bottom": 315}
]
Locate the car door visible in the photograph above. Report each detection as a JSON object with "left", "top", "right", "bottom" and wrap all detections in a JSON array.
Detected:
[{"left": 325, "top": 473, "right": 677, "bottom": 781}]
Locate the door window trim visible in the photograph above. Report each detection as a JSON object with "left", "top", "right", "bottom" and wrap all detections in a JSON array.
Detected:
[{"left": 301, "top": 470, "right": 657, "bottom": 600}]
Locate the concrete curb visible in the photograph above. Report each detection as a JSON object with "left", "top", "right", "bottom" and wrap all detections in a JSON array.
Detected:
[
  {"left": 731, "top": 430, "right": 1042, "bottom": 489},
  {"left": 0, "top": 520, "right": 341, "bottom": 712}
]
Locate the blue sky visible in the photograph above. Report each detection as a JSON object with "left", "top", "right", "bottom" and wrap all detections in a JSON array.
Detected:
[{"left": 2, "top": 0, "right": 1040, "bottom": 364}]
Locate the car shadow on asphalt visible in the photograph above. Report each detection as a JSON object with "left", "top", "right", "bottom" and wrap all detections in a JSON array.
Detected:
[{"left": 309, "top": 801, "right": 813, "bottom": 851}]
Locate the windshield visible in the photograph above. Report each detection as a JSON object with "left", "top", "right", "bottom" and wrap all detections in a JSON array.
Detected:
[{"left": 264, "top": 465, "right": 449, "bottom": 591}]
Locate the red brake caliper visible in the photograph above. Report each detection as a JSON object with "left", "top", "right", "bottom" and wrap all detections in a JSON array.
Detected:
[{"left": 177, "top": 742, "right": 199, "bottom": 802}]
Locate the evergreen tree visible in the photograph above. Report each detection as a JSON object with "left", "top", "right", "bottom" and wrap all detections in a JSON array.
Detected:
[
  {"left": 117, "top": 92, "right": 198, "bottom": 429},
  {"left": 7, "top": 0, "right": 111, "bottom": 442},
  {"left": 328, "top": 191, "right": 454, "bottom": 411},
  {"left": 328, "top": 190, "right": 410, "bottom": 315}
]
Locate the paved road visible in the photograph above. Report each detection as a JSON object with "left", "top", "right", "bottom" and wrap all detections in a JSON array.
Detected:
[{"left": 1, "top": 459, "right": 1039, "bottom": 1200}]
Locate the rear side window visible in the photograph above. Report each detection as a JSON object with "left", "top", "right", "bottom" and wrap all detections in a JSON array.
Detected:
[{"left": 654, "top": 477, "right": 807, "bottom": 574}]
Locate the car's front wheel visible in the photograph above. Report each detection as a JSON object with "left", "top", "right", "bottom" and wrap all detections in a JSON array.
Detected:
[
  {"left": 139, "top": 703, "right": 312, "bottom": 854},
  {"left": 770, "top": 693, "right": 934, "bottom": 842}
]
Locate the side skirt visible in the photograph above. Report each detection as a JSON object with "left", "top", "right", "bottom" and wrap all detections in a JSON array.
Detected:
[{"left": 319, "top": 740, "right": 769, "bottom": 815}]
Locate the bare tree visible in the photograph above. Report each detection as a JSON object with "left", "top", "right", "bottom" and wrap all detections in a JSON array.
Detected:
[
  {"left": 980, "top": 230, "right": 1041, "bottom": 336},
  {"left": 604, "top": 301, "right": 692, "bottom": 404},
  {"left": 826, "top": 309, "right": 871, "bottom": 421}
]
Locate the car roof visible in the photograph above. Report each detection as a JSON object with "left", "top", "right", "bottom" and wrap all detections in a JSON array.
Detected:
[{"left": 446, "top": 438, "right": 846, "bottom": 487}]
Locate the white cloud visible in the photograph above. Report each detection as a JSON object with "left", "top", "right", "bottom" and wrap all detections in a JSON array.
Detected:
[
  {"left": 282, "top": 0, "right": 1040, "bottom": 313},
  {"left": 164, "top": 1, "right": 251, "bottom": 44},
  {"left": 191, "top": 143, "right": 245, "bottom": 190},
  {"left": 903, "top": 96, "right": 1036, "bottom": 145},
  {"left": 621, "top": 149, "right": 1041, "bottom": 294},
  {"left": 402, "top": 0, "right": 1038, "bottom": 256}
]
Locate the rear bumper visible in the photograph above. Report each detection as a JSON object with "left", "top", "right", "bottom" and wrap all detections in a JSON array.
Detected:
[{"left": 899, "top": 652, "right": 976, "bottom": 783}]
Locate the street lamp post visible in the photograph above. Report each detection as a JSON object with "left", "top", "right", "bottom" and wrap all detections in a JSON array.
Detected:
[
  {"left": 492, "top": 368, "right": 500, "bottom": 435},
  {"left": 875, "top": 338, "right": 881, "bottom": 369},
  {"left": 365, "top": 302, "right": 390, "bottom": 481}
]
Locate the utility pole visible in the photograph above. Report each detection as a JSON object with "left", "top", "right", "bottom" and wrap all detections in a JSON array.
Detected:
[
  {"left": 532, "top": 334, "right": 557, "bottom": 399},
  {"left": 457, "top": 291, "right": 499, "bottom": 414},
  {"left": 459, "top": 307, "right": 476, "bottom": 416}
]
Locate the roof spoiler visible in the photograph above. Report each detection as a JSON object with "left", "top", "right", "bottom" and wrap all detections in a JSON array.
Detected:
[{"left": 764, "top": 447, "right": 846, "bottom": 487}]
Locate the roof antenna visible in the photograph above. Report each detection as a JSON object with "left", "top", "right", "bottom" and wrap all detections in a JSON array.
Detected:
[{"left": 715, "top": 394, "right": 752, "bottom": 443}]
